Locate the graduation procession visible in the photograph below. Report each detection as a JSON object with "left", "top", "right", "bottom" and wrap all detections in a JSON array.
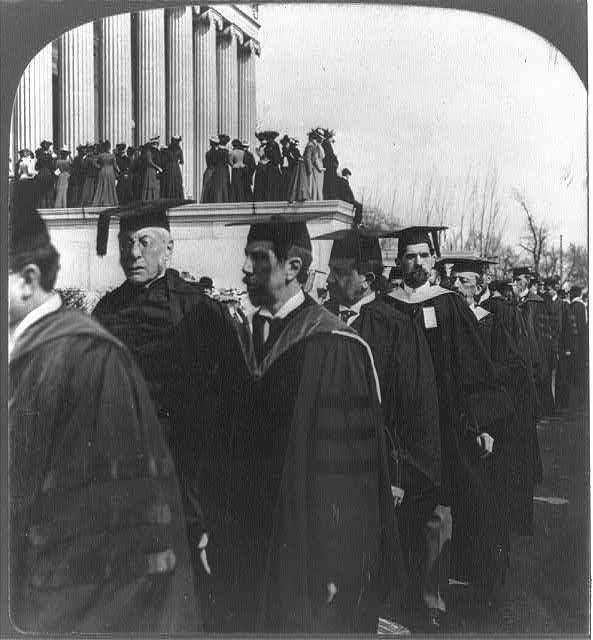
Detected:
[
  {"left": 7, "top": 185, "right": 590, "bottom": 635},
  {"left": 4, "top": 2, "right": 589, "bottom": 637}
]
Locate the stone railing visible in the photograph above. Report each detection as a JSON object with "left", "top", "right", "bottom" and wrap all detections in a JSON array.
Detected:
[{"left": 39, "top": 200, "right": 354, "bottom": 292}]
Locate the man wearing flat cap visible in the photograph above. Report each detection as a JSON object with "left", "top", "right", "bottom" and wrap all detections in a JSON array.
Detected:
[
  {"left": 92, "top": 201, "right": 249, "bottom": 619},
  {"left": 8, "top": 196, "right": 200, "bottom": 633},
  {"left": 229, "top": 214, "right": 398, "bottom": 634},
  {"left": 386, "top": 227, "right": 516, "bottom": 624},
  {"left": 320, "top": 227, "right": 442, "bottom": 631}
]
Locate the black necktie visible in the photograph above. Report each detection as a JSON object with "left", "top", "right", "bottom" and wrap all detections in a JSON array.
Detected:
[{"left": 339, "top": 309, "right": 357, "bottom": 324}]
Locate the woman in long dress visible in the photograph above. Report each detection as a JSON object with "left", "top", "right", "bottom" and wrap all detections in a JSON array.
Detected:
[
  {"left": 92, "top": 140, "right": 119, "bottom": 206},
  {"left": 303, "top": 130, "right": 325, "bottom": 200},
  {"left": 35, "top": 141, "right": 56, "bottom": 208},
  {"left": 285, "top": 138, "right": 310, "bottom": 202},
  {"left": 229, "top": 138, "right": 250, "bottom": 202},
  {"left": 201, "top": 134, "right": 230, "bottom": 203},
  {"left": 115, "top": 144, "right": 133, "bottom": 204},
  {"left": 53, "top": 147, "right": 72, "bottom": 208},
  {"left": 79, "top": 144, "right": 100, "bottom": 206},
  {"left": 160, "top": 136, "right": 184, "bottom": 199},
  {"left": 140, "top": 142, "right": 162, "bottom": 201},
  {"left": 253, "top": 143, "right": 282, "bottom": 202},
  {"left": 321, "top": 128, "right": 339, "bottom": 200}
]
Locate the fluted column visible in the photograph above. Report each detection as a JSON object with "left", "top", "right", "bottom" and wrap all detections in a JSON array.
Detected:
[
  {"left": 136, "top": 9, "right": 166, "bottom": 145},
  {"left": 99, "top": 14, "right": 132, "bottom": 145},
  {"left": 58, "top": 23, "right": 95, "bottom": 151},
  {"left": 216, "top": 25, "right": 242, "bottom": 138},
  {"left": 194, "top": 9, "right": 222, "bottom": 198},
  {"left": 238, "top": 38, "right": 259, "bottom": 150},
  {"left": 166, "top": 7, "right": 194, "bottom": 197},
  {"left": 12, "top": 43, "right": 53, "bottom": 157}
]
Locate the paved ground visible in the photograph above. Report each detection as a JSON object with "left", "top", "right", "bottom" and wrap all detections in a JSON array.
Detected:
[{"left": 441, "top": 391, "right": 590, "bottom": 636}]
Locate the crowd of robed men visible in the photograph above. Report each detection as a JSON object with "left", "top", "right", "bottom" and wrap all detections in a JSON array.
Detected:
[{"left": 8, "top": 193, "right": 588, "bottom": 634}]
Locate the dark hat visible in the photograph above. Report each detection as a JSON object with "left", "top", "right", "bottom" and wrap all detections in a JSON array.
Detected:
[
  {"left": 115, "top": 142, "right": 126, "bottom": 150},
  {"left": 149, "top": 135, "right": 160, "bottom": 144},
  {"left": 322, "top": 128, "right": 335, "bottom": 140},
  {"left": 341, "top": 168, "right": 352, "bottom": 177},
  {"left": 393, "top": 225, "right": 448, "bottom": 258},
  {"left": 227, "top": 213, "right": 324, "bottom": 254},
  {"left": 218, "top": 133, "right": 230, "bottom": 146},
  {"left": 96, "top": 199, "right": 194, "bottom": 256},
  {"left": 437, "top": 252, "right": 498, "bottom": 276},
  {"left": 39, "top": 140, "right": 53, "bottom": 150},
  {"left": 255, "top": 130, "right": 279, "bottom": 142},
  {"left": 279, "top": 134, "right": 291, "bottom": 145},
  {"left": 9, "top": 194, "right": 52, "bottom": 267},
  {"left": 313, "top": 228, "right": 387, "bottom": 270},
  {"left": 231, "top": 138, "right": 242, "bottom": 148},
  {"left": 198, "top": 276, "right": 213, "bottom": 289},
  {"left": 512, "top": 265, "right": 534, "bottom": 279}
]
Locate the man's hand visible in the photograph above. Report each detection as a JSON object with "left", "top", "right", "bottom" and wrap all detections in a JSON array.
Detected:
[
  {"left": 198, "top": 532, "right": 211, "bottom": 575},
  {"left": 326, "top": 582, "right": 338, "bottom": 604},
  {"left": 476, "top": 432, "right": 494, "bottom": 457},
  {"left": 391, "top": 485, "right": 405, "bottom": 508}
]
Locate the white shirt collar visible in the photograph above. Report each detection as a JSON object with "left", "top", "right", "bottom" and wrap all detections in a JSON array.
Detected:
[
  {"left": 9, "top": 292, "right": 62, "bottom": 358},
  {"left": 339, "top": 291, "right": 375, "bottom": 323},
  {"left": 402, "top": 280, "right": 431, "bottom": 298},
  {"left": 259, "top": 289, "right": 305, "bottom": 320},
  {"left": 479, "top": 288, "right": 491, "bottom": 304}
]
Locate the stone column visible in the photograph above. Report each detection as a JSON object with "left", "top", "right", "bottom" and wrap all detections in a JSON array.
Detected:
[
  {"left": 194, "top": 9, "right": 222, "bottom": 198},
  {"left": 136, "top": 9, "right": 166, "bottom": 146},
  {"left": 12, "top": 42, "right": 53, "bottom": 158},
  {"left": 166, "top": 7, "right": 194, "bottom": 197},
  {"left": 238, "top": 38, "right": 259, "bottom": 150},
  {"left": 216, "top": 25, "right": 242, "bottom": 139},
  {"left": 58, "top": 23, "right": 95, "bottom": 152},
  {"left": 99, "top": 14, "right": 132, "bottom": 145}
]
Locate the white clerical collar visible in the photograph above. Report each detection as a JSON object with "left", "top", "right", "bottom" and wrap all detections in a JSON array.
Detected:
[
  {"left": 9, "top": 292, "right": 62, "bottom": 358},
  {"left": 339, "top": 291, "right": 376, "bottom": 318},
  {"left": 259, "top": 289, "right": 305, "bottom": 320},
  {"left": 403, "top": 280, "right": 431, "bottom": 298}
]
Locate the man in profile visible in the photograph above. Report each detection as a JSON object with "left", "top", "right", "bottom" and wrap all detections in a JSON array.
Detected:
[
  {"left": 229, "top": 214, "right": 400, "bottom": 634},
  {"left": 336, "top": 168, "right": 363, "bottom": 227},
  {"left": 8, "top": 202, "right": 200, "bottom": 633}
]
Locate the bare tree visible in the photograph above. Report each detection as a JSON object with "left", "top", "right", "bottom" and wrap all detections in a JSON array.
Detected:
[
  {"left": 564, "top": 243, "right": 588, "bottom": 284},
  {"left": 514, "top": 189, "right": 549, "bottom": 273}
]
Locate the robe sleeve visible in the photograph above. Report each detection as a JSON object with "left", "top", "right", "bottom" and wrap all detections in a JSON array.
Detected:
[
  {"left": 11, "top": 336, "right": 199, "bottom": 633},
  {"left": 298, "top": 334, "right": 396, "bottom": 591}
]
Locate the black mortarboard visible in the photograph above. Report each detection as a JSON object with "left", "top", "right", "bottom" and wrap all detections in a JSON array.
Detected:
[
  {"left": 9, "top": 194, "right": 51, "bottom": 267},
  {"left": 313, "top": 228, "right": 387, "bottom": 269},
  {"left": 393, "top": 225, "right": 448, "bottom": 258},
  {"left": 96, "top": 199, "right": 194, "bottom": 256},
  {"left": 437, "top": 252, "right": 498, "bottom": 276},
  {"left": 227, "top": 213, "right": 324, "bottom": 253},
  {"left": 512, "top": 266, "right": 534, "bottom": 279}
]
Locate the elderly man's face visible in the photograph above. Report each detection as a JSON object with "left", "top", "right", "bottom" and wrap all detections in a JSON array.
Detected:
[
  {"left": 119, "top": 227, "right": 172, "bottom": 285},
  {"left": 399, "top": 242, "right": 434, "bottom": 288},
  {"left": 452, "top": 270, "right": 480, "bottom": 306},
  {"left": 513, "top": 273, "right": 529, "bottom": 295}
]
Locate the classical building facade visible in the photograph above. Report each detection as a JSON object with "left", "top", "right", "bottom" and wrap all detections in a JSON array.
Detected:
[{"left": 10, "top": 5, "right": 260, "bottom": 199}]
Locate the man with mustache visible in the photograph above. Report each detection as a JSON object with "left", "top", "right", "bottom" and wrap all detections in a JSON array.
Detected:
[
  {"left": 385, "top": 227, "right": 514, "bottom": 619},
  {"left": 229, "top": 214, "right": 401, "bottom": 634}
]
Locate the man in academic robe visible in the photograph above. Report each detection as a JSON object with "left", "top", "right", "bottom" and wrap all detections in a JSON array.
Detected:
[
  {"left": 92, "top": 200, "right": 249, "bottom": 627},
  {"left": 543, "top": 276, "right": 563, "bottom": 410},
  {"left": 317, "top": 227, "right": 442, "bottom": 631},
  {"left": 513, "top": 267, "right": 553, "bottom": 414},
  {"left": 569, "top": 285, "right": 588, "bottom": 397},
  {"left": 385, "top": 227, "right": 515, "bottom": 609},
  {"left": 227, "top": 214, "right": 400, "bottom": 634},
  {"left": 451, "top": 259, "right": 541, "bottom": 537},
  {"left": 336, "top": 168, "right": 363, "bottom": 227},
  {"left": 8, "top": 201, "right": 200, "bottom": 633}
]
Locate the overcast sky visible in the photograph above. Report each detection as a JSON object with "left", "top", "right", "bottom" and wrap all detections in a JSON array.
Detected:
[{"left": 254, "top": 3, "right": 587, "bottom": 251}]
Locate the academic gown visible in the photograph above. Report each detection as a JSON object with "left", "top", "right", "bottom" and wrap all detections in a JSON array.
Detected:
[
  {"left": 386, "top": 285, "right": 514, "bottom": 592},
  {"left": 93, "top": 270, "right": 249, "bottom": 561},
  {"left": 474, "top": 307, "right": 540, "bottom": 535},
  {"left": 9, "top": 308, "right": 200, "bottom": 633},
  {"left": 232, "top": 298, "right": 402, "bottom": 634}
]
